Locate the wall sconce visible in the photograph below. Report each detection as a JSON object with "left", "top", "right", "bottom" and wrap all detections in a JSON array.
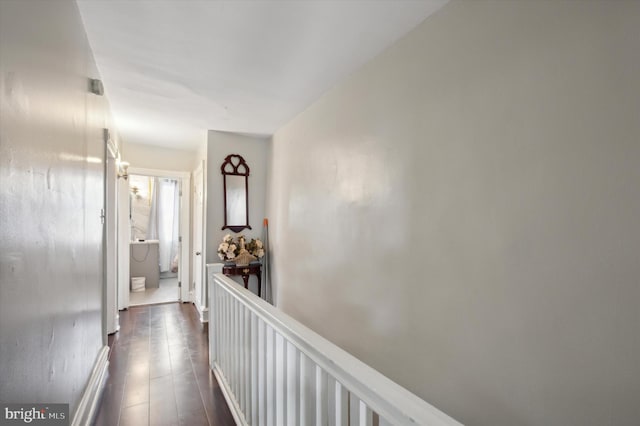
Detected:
[{"left": 117, "top": 160, "right": 130, "bottom": 180}]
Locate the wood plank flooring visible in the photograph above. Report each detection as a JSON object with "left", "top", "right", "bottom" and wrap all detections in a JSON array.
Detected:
[{"left": 94, "top": 303, "right": 235, "bottom": 426}]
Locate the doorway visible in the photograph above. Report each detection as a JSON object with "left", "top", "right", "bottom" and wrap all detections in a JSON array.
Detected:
[
  {"left": 117, "top": 167, "right": 191, "bottom": 308},
  {"left": 192, "top": 161, "right": 206, "bottom": 322}
]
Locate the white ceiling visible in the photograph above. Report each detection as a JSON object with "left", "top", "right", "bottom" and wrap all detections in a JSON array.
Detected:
[{"left": 78, "top": 0, "right": 447, "bottom": 151}]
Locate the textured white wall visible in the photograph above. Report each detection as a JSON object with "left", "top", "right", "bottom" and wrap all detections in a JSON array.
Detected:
[
  {"left": 206, "top": 131, "right": 269, "bottom": 294},
  {"left": 123, "top": 141, "right": 198, "bottom": 172},
  {"left": 267, "top": 1, "right": 640, "bottom": 425},
  {"left": 0, "top": 0, "right": 114, "bottom": 413}
]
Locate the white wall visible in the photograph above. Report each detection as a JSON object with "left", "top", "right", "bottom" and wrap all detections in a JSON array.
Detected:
[
  {"left": 123, "top": 141, "right": 198, "bottom": 172},
  {"left": 206, "top": 131, "right": 269, "bottom": 294},
  {"left": 0, "top": 0, "right": 114, "bottom": 413},
  {"left": 267, "top": 1, "right": 640, "bottom": 425},
  {"left": 195, "top": 138, "right": 208, "bottom": 170}
]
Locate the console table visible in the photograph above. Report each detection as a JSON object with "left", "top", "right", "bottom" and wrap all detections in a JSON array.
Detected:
[{"left": 222, "top": 262, "right": 262, "bottom": 295}]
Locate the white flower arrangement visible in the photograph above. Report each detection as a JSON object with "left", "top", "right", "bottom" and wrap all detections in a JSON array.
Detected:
[{"left": 217, "top": 234, "right": 265, "bottom": 262}]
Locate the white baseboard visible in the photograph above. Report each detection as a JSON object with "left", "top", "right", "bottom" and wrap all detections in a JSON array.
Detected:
[
  {"left": 71, "top": 346, "right": 109, "bottom": 426},
  {"left": 195, "top": 303, "right": 209, "bottom": 323},
  {"left": 212, "top": 363, "right": 247, "bottom": 426}
]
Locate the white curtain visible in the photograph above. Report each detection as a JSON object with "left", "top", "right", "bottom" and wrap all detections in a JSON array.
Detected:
[{"left": 147, "top": 178, "right": 179, "bottom": 272}]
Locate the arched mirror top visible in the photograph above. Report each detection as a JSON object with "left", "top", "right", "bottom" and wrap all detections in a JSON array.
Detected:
[{"left": 221, "top": 154, "right": 250, "bottom": 176}]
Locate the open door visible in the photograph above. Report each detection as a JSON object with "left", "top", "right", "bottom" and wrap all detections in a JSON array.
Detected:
[
  {"left": 178, "top": 175, "right": 191, "bottom": 303},
  {"left": 105, "top": 131, "right": 119, "bottom": 334},
  {"left": 117, "top": 168, "right": 131, "bottom": 310},
  {"left": 192, "top": 161, "right": 206, "bottom": 322}
]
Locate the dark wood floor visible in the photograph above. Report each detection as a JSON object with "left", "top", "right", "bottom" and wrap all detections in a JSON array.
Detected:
[{"left": 94, "top": 303, "right": 235, "bottom": 426}]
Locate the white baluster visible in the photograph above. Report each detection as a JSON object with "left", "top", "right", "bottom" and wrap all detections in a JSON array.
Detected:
[
  {"left": 275, "top": 332, "right": 286, "bottom": 425},
  {"left": 216, "top": 285, "right": 221, "bottom": 364},
  {"left": 235, "top": 299, "right": 241, "bottom": 401},
  {"left": 258, "top": 319, "right": 267, "bottom": 426},
  {"left": 315, "top": 365, "right": 327, "bottom": 426},
  {"left": 299, "top": 353, "right": 315, "bottom": 425},
  {"left": 225, "top": 291, "right": 232, "bottom": 385},
  {"left": 334, "top": 380, "right": 348, "bottom": 426},
  {"left": 233, "top": 297, "right": 238, "bottom": 392},
  {"left": 327, "top": 377, "right": 347, "bottom": 426},
  {"left": 231, "top": 298, "right": 237, "bottom": 396},
  {"left": 216, "top": 287, "right": 221, "bottom": 369},
  {"left": 350, "top": 396, "right": 373, "bottom": 426},
  {"left": 327, "top": 376, "right": 336, "bottom": 425},
  {"left": 251, "top": 313, "right": 259, "bottom": 425},
  {"left": 217, "top": 287, "right": 222, "bottom": 370},
  {"left": 266, "top": 325, "right": 275, "bottom": 426},
  {"left": 237, "top": 299, "right": 243, "bottom": 400},
  {"left": 244, "top": 306, "right": 251, "bottom": 420},
  {"left": 286, "top": 342, "right": 298, "bottom": 426},
  {"left": 242, "top": 302, "right": 248, "bottom": 414},
  {"left": 209, "top": 283, "right": 216, "bottom": 368},
  {"left": 221, "top": 290, "right": 228, "bottom": 377},
  {"left": 238, "top": 301, "right": 245, "bottom": 414},
  {"left": 226, "top": 291, "right": 232, "bottom": 383}
]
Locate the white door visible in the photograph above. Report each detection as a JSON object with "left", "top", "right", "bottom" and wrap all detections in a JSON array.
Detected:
[
  {"left": 105, "top": 137, "right": 119, "bottom": 334},
  {"left": 117, "top": 170, "right": 131, "bottom": 310},
  {"left": 193, "top": 162, "right": 205, "bottom": 318},
  {"left": 177, "top": 176, "right": 191, "bottom": 303}
]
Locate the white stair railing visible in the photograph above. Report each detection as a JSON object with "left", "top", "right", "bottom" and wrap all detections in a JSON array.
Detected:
[{"left": 208, "top": 267, "right": 462, "bottom": 426}]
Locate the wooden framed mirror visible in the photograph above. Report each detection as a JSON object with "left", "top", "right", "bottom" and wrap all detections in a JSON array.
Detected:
[{"left": 221, "top": 154, "right": 251, "bottom": 232}]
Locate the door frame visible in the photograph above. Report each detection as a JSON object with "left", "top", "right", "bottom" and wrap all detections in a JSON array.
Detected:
[
  {"left": 118, "top": 167, "right": 192, "bottom": 306},
  {"left": 117, "top": 167, "right": 130, "bottom": 310},
  {"left": 192, "top": 160, "right": 207, "bottom": 322},
  {"left": 104, "top": 132, "right": 119, "bottom": 335}
]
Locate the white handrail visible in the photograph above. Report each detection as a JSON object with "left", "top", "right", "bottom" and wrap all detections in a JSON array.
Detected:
[{"left": 208, "top": 267, "right": 462, "bottom": 426}]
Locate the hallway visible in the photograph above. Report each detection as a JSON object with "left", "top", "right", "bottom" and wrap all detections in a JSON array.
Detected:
[{"left": 95, "top": 303, "right": 234, "bottom": 426}]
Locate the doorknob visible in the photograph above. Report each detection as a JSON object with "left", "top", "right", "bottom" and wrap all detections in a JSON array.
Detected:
[{"left": 195, "top": 252, "right": 201, "bottom": 255}]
